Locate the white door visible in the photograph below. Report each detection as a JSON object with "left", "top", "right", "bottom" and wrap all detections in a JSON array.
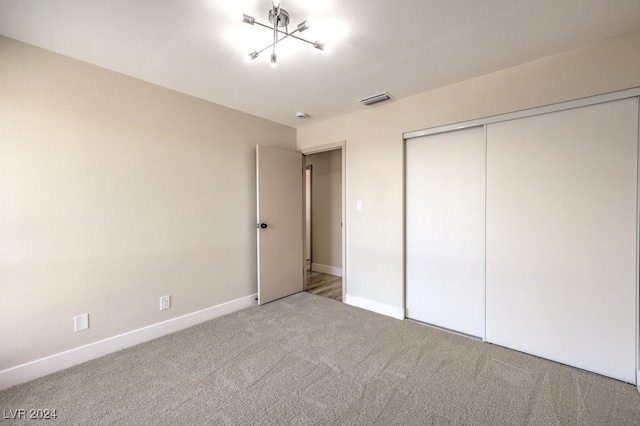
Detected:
[
  {"left": 256, "top": 145, "right": 304, "bottom": 305},
  {"left": 406, "top": 126, "right": 486, "bottom": 338},
  {"left": 485, "top": 98, "right": 638, "bottom": 383}
]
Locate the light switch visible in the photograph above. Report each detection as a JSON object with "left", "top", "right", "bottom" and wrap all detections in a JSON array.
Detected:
[{"left": 356, "top": 200, "right": 363, "bottom": 211}]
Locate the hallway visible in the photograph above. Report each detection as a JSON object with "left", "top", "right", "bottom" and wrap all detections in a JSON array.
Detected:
[{"left": 306, "top": 271, "right": 342, "bottom": 301}]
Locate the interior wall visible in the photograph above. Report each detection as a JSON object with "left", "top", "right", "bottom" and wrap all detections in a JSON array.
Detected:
[
  {"left": 296, "top": 29, "right": 640, "bottom": 315},
  {"left": 304, "top": 150, "right": 342, "bottom": 274},
  {"left": 0, "top": 36, "right": 296, "bottom": 370}
]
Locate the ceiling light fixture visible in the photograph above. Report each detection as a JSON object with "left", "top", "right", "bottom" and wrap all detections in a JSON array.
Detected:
[{"left": 242, "top": 1, "right": 324, "bottom": 68}]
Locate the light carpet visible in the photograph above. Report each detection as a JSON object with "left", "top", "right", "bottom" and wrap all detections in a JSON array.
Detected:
[{"left": 1, "top": 292, "right": 640, "bottom": 425}]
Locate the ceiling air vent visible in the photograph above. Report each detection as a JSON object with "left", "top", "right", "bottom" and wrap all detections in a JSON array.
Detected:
[{"left": 358, "top": 92, "right": 391, "bottom": 106}]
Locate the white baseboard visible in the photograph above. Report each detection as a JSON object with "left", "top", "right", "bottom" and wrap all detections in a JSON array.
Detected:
[
  {"left": 0, "top": 294, "right": 257, "bottom": 391},
  {"left": 311, "top": 263, "right": 342, "bottom": 277},
  {"left": 345, "top": 294, "right": 404, "bottom": 320},
  {"left": 637, "top": 370, "right": 640, "bottom": 393}
]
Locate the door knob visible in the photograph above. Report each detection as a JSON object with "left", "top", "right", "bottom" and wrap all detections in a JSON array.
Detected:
[{"left": 259, "top": 223, "right": 268, "bottom": 229}]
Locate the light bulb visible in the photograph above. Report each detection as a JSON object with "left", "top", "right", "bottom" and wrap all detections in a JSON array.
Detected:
[
  {"left": 242, "top": 14, "right": 255, "bottom": 25},
  {"left": 247, "top": 51, "right": 259, "bottom": 62},
  {"left": 297, "top": 20, "right": 310, "bottom": 32}
]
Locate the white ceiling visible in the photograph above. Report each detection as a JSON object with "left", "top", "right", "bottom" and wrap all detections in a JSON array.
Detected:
[{"left": 1, "top": 0, "right": 640, "bottom": 128}]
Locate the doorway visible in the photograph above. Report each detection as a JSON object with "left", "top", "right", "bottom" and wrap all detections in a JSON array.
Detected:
[{"left": 301, "top": 143, "right": 345, "bottom": 302}]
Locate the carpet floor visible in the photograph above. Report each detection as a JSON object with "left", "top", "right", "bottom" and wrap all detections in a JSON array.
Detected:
[{"left": 1, "top": 292, "right": 640, "bottom": 425}]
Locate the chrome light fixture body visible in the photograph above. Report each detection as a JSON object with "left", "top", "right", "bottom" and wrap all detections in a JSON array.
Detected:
[{"left": 242, "top": 1, "right": 324, "bottom": 67}]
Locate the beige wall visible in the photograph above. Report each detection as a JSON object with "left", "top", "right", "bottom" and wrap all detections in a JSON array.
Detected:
[
  {"left": 305, "top": 150, "right": 342, "bottom": 272},
  {"left": 0, "top": 36, "right": 296, "bottom": 370},
  {"left": 297, "top": 29, "right": 640, "bottom": 314}
]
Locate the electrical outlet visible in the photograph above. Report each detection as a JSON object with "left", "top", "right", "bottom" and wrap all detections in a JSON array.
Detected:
[
  {"left": 160, "top": 295, "right": 171, "bottom": 310},
  {"left": 74, "top": 313, "right": 89, "bottom": 332}
]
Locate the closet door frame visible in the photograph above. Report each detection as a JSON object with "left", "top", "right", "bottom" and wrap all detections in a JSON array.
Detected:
[
  {"left": 403, "top": 87, "right": 640, "bottom": 384},
  {"left": 405, "top": 88, "right": 640, "bottom": 140}
]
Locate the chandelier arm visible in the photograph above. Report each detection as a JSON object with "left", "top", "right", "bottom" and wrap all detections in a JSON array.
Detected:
[
  {"left": 284, "top": 32, "right": 316, "bottom": 46},
  {"left": 252, "top": 21, "right": 303, "bottom": 39},
  {"left": 253, "top": 21, "right": 275, "bottom": 31},
  {"left": 271, "top": 3, "right": 281, "bottom": 65},
  {"left": 272, "top": 8, "right": 277, "bottom": 53},
  {"left": 253, "top": 33, "right": 292, "bottom": 56}
]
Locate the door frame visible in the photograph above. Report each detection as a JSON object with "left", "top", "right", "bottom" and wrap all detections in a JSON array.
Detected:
[
  {"left": 300, "top": 141, "right": 347, "bottom": 302},
  {"left": 304, "top": 165, "right": 313, "bottom": 273}
]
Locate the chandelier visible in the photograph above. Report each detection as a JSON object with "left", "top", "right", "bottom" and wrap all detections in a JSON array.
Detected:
[{"left": 242, "top": 0, "right": 324, "bottom": 68}]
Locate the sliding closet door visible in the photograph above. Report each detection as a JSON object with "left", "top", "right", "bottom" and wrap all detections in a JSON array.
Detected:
[
  {"left": 406, "top": 127, "right": 485, "bottom": 338},
  {"left": 485, "top": 98, "right": 638, "bottom": 383}
]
